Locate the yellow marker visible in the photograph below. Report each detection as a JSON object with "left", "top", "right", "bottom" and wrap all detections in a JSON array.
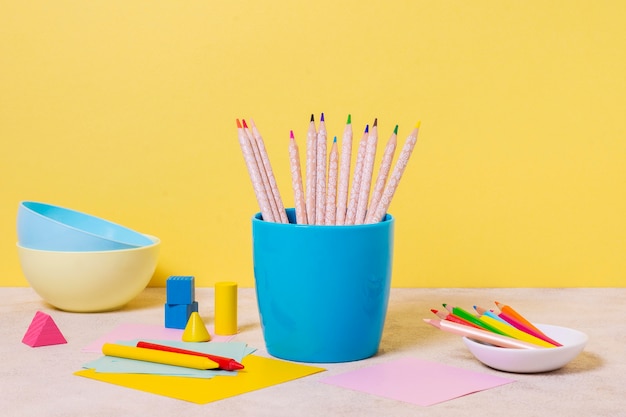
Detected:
[
  {"left": 215, "top": 281, "right": 238, "bottom": 335},
  {"left": 102, "top": 343, "right": 218, "bottom": 369},
  {"left": 479, "top": 316, "right": 556, "bottom": 348}
]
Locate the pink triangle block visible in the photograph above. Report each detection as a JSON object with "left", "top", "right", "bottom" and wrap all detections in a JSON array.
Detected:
[{"left": 22, "top": 311, "right": 67, "bottom": 347}]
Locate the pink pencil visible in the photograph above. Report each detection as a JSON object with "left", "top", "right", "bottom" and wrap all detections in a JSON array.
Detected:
[
  {"left": 345, "top": 125, "right": 369, "bottom": 225},
  {"left": 424, "top": 318, "right": 543, "bottom": 349},
  {"left": 305, "top": 114, "right": 317, "bottom": 224},
  {"left": 324, "top": 137, "right": 339, "bottom": 225},
  {"left": 335, "top": 115, "right": 353, "bottom": 225},
  {"left": 368, "top": 125, "right": 398, "bottom": 215},
  {"left": 498, "top": 311, "right": 562, "bottom": 347},
  {"left": 354, "top": 118, "right": 378, "bottom": 224},
  {"left": 366, "top": 122, "right": 420, "bottom": 223},
  {"left": 315, "top": 113, "right": 327, "bottom": 225},
  {"left": 288, "top": 131, "right": 307, "bottom": 224},
  {"left": 236, "top": 119, "right": 275, "bottom": 222}
]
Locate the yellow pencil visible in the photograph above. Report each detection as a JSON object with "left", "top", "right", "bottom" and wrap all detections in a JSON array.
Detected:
[
  {"left": 102, "top": 343, "right": 219, "bottom": 370},
  {"left": 479, "top": 316, "right": 556, "bottom": 348}
]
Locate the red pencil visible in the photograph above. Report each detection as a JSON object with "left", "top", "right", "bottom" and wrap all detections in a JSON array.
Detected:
[
  {"left": 136, "top": 341, "right": 244, "bottom": 371},
  {"left": 430, "top": 309, "right": 482, "bottom": 329}
]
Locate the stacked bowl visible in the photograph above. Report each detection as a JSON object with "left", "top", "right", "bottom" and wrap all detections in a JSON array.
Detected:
[{"left": 16, "top": 201, "right": 160, "bottom": 312}]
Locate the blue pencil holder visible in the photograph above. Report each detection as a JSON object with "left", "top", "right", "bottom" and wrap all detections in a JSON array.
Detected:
[{"left": 252, "top": 208, "right": 394, "bottom": 363}]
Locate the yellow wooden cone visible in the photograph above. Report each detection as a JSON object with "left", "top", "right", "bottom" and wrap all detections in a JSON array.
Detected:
[{"left": 182, "top": 312, "right": 211, "bottom": 342}]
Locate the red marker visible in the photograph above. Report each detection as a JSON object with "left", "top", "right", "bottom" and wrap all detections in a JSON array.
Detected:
[{"left": 136, "top": 341, "right": 244, "bottom": 371}]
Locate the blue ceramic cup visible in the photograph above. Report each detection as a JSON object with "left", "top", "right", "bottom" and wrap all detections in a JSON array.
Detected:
[{"left": 252, "top": 208, "right": 394, "bottom": 363}]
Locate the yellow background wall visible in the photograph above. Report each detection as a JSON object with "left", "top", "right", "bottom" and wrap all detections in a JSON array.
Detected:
[{"left": 1, "top": 1, "right": 625, "bottom": 287}]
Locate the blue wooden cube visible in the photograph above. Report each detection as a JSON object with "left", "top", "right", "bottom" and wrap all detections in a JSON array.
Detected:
[
  {"left": 166, "top": 275, "right": 195, "bottom": 305},
  {"left": 164, "top": 301, "right": 199, "bottom": 329}
]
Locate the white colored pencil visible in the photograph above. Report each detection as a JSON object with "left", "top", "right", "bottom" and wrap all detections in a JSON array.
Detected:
[
  {"left": 315, "top": 113, "right": 327, "bottom": 224},
  {"left": 248, "top": 119, "right": 288, "bottom": 223},
  {"left": 305, "top": 114, "right": 317, "bottom": 224},
  {"left": 324, "top": 137, "right": 339, "bottom": 225},
  {"left": 236, "top": 119, "right": 275, "bottom": 222},
  {"left": 354, "top": 118, "right": 378, "bottom": 224},
  {"left": 345, "top": 125, "right": 369, "bottom": 225},
  {"left": 335, "top": 115, "right": 353, "bottom": 225},
  {"left": 366, "top": 122, "right": 420, "bottom": 223},
  {"left": 288, "top": 131, "right": 307, "bottom": 224},
  {"left": 368, "top": 125, "right": 398, "bottom": 217}
]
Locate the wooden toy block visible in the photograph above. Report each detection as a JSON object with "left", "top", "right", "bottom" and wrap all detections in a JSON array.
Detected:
[
  {"left": 164, "top": 301, "right": 198, "bottom": 329},
  {"left": 182, "top": 312, "right": 211, "bottom": 342},
  {"left": 166, "top": 276, "right": 195, "bottom": 305},
  {"left": 22, "top": 311, "right": 67, "bottom": 347}
]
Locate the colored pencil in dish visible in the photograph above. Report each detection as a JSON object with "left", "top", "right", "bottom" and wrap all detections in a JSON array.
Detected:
[
  {"left": 473, "top": 305, "right": 510, "bottom": 325},
  {"left": 423, "top": 319, "right": 544, "bottom": 349},
  {"left": 366, "top": 121, "right": 420, "bottom": 224},
  {"left": 430, "top": 309, "right": 482, "bottom": 329},
  {"left": 325, "top": 136, "right": 339, "bottom": 225},
  {"left": 335, "top": 115, "right": 353, "bottom": 225},
  {"left": 236, "top": 119, "right": 275, "bottom": 222},
  {"left": 354, "top": 118, "right": 378, "bottom": 224},
  {"left": 288, "top": 130, "right": 307, "bottom": 224},
  {"left": 305, "top": 114, "right": 317, "bottom": 224},
  {"left": 445, "top": 304, "right": 509, "bottom": 336},
  {"left": 495, "top": 301, "right": 556, "bottom": 342},
  {"left": 479, "top": 316, "right": 557, "bottom": 348},
  {"left": 498, "top": 311, "right": 562, "bottom": 347},
  {"left": 136, "top": 341, "right": 244, "bottom": 371}
]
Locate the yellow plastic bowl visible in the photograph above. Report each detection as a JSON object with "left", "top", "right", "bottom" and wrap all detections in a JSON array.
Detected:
[{"left": 17, "top": 236, "right": 160, "bottom": 312}]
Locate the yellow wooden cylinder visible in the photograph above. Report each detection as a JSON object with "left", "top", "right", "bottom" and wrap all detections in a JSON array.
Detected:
[{"left": 214, "top": 281, "right": 238, "bottom": 335}]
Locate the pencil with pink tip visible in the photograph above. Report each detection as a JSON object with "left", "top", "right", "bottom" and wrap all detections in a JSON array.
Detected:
[{"left": 288, "top": 130, "right": 307, "bottom": 224}]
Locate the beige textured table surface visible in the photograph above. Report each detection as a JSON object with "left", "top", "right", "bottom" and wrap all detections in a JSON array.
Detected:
[{"left": 1, "top": 287, "right": 624, "bottom": 416}]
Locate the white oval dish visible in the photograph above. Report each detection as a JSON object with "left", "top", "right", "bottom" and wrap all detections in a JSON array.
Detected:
[{"left": 463, "top": 323, "right": 588, "bottom": 373}]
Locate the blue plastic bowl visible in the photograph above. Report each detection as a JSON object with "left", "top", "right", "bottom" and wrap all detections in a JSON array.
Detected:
[{"left": 17, "top": 201, "right": 154, "bottom": 251}]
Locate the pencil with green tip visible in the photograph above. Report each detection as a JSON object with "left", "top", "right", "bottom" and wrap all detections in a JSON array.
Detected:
[
  {"left": 335, "top": 115, "right": 353, "bottom": 225},
  {"left": 445, "top": 304, "right": 509, "bottom": 336},
  {"left": 366, "top": 122, "right": 420, "bottom": 224}
]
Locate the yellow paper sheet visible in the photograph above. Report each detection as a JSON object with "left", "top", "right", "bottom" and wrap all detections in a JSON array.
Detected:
[{"left": 75, "top": 354, "right": 325, "bottom": 404}]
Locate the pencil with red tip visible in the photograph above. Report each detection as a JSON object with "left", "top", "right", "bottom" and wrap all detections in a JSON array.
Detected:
[
  {"left": 431, "top": 308, "right": 482, "bottom": 329},
  {"left": 136, "top": 341, "right": 245, "bottom": 371}
]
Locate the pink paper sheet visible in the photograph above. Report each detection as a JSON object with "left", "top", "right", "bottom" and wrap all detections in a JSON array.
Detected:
[
  {"left": 319, "top": 357, "right": 514, "bottom": 406},
  {"left": 82, "top": 323, "right": 234, "bottom": 353}
]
